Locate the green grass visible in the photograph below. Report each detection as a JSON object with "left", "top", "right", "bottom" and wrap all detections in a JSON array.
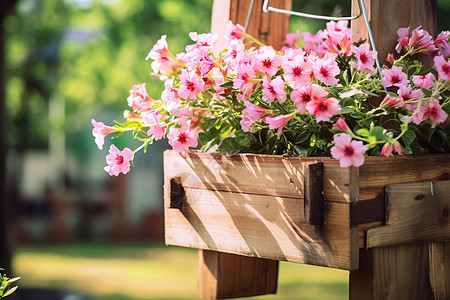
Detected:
[{"left": 13, "top": 242, "right": 349, "bottom": 300}]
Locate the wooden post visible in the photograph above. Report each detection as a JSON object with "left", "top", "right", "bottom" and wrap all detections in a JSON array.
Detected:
[
  {"left": 196, "top": 1, "right": 291, "bottom": 298},
  {"left": 351, "top": 0, "right": 437, "bottom": 63},
  {"left": 198, "top": 250, "right": 278, "bottom": 299}
]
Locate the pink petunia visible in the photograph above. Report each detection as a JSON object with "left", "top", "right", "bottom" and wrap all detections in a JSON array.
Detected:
[
  {"left": 282, "top": 54, "right": 312, "bottom": 87},
  {"left": 178, "top": 70, "right": 205, "bottom": 100},
  {"left": 255, "top": 46, "right": 283, "bottom": 76},
  {"left": 330, "top": 133, "right": 367, "bottom": 167},
  {"left": 306, "top": 97, "right": 341, "bottom": 122},
  {"left": 312, "top": 54, "right": 340, "bottom": 86},
  {"left": 223, "top": 39, "right": 246, "bottom": 68},
  {"left": 91, "top": 119, "right": 117, "bottom": 150},
  {"left": 264, "top": 113, "right": 294, "bottom": 134},
  {"left": 424, "top": 98, "right": 448, "bottom": 128},
  {"left": 434, "top": 55, "right": 450, "bottom": 81},
  {"left": 233, "top": 63, "right": 257, "bottom": 96},
  {"left": 350, "top": 44, "right": 377, "bottom": 75},
  {"left": 380, "top": 95, "right": 402, "bottom": 108},
  {"left": 262, "top": 76, "right": 286, "bottom": 103},
  {"left": 104, "top": 145, "right": 133, "bottom": 176},
  {"left": 381, "top": 66, "right": 409, "bottom": 88},
  {"left": 395, "top": 26, "right": 437, "bottom": 54},
  {"left": 397, "top": 85, "right": 425, "bottom": 106},
  {"left": 332, "top": 117, "right": 350, "bottom": 132},
  {"left": 240, "top": 116, "right": 253, "bottom": 132},
  {"left": 127, "top": 83, "right": 153, "bottom": 112},
  {"left": 146, "top": 35, "right": 181, "bottom": 74},
  {"left": 381, "top": 141, "right": 403, "bottom": 157},
  {"left": 167, "top": 122, "right": 198, "bottom": 152},
  {"left": 146, "top": 113, "right": 167, "bottom": 140},
  {"left": 435, "top": 31, "right": 450, "bottom": 59},
  {"left": 412, "top": 73, "right": 436, "bottom": 89},
  {"left": 227, "top": 21, "right": 246, "bottom": 42},
  {"left": 281, "top": 30, "right": 300, "bottom": 53},
  {"left": 161, "top": 79, "right": 180, "bottom": 112},
  {"left": 243, "top": 100, "right": 267, "bottom": 122},
  {"left": 291, "top": 83, "right": 327, "bottom": 113}
]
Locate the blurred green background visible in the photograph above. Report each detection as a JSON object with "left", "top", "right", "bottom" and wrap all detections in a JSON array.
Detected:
[{"left": 1, "top": 0, "right": 450, "bottom": 299}]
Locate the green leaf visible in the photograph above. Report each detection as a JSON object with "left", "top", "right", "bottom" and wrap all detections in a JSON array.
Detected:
[
  {"left": 295, "top": 131, "right": 310, "bottom": 144},
  {"left": 402, "top": 130, "right": 416, "bottom": 148},
  {"left": 420, "top": 88, "right": 432, "bottom": 98},
  {"left": 294, "top": 146, "right": 313, "bottom": 157},
  {"left": 350, "top": 111, "right": 364, "bottom": 119},
  {"left": 356, "top": 128, "right": 370, "bottom": 137},
  {"left": 368, "top": 135, "right": 377, "bottom": 148},
  {"left": 217, "top": 137, "right": 242, "bottom": 155},
  {"left": 111, "top": 131, "right": 124, "bottom": 139},
  {"left": 309, "top": 134, "right": 316, "bottom": 147},
  {"left": 370, "top": 126, "right": 387, "bottom": 141},
  {"left": 340, "top": 106, "right": 355, "bottom": 114},
  {"left": 442, "top": 101, "right": 450, "bottom": 114}
]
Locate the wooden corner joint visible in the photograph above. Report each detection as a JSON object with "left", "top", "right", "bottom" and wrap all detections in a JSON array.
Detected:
[
  {"left": 304, "top": 162, "right": 324, "bottom": 226},
  {"left": 170, "top": 177, "right": 186, "bottom": 210},
  {"left": 350, "top": 197, "right": 386, "bottom": 227}
]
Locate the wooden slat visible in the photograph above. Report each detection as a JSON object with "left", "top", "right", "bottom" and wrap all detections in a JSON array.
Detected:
[
  {"left": 164, "top": 151, "right": 358, "bottom": 203},
  {"left": 366, "top": 180, "right": 450, "bottom": 248},
  {"left": 358, "top": 154, "right": 450, "bottom": 201},
  {"left": 165, "top": 186, "right": 358, "bottom": 270},
  {"left": 198, "top": 249, "right": 278, "bottom": 299},
  {"left": 350, "top": 245, "right": 434, "bottom": 300},
  {"left": 304, "top": 162, "right": 324, "bottom": 225},
  {"left": 429, "top": 242, "right": 450, "bottom": 300},
  {"left": 351, "top": 0, "right": 437, "bottom": 63}
]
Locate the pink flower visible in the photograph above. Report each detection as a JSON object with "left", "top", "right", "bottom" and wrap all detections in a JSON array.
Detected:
[
  {"left": 161, "top": 79, "right": 180, "bottom": 112},
  {"left": 199, "top": 55, "right": 216, "bottom": 76},
  {"left": 412, "top": 73, "right": 436, "bottom": 89},
  {"left": 243, "top": 101, "right": 267, "bottom": 122},
  {"left": 332, "top": 118, "right": 350, "bottom": 132},
  {"left": 434, "top": 55, "right": 450, "bottom": 81},
  {"left": 91, "top": 119, "right": 117, "bottom": 150},
  {"left": 435, "top": 31, "right": 450, "bottom": 58},
  {"left": 178, "top": 70, "right": 205, "bottom": 100},
  {"left": 302, "top": 31, "right": 326, "bottom": 57},
  {"left": 127, "top": 83, "right": 153, "bottom": 112},
  {"left": 282, "top": 54, "right": 312, "bottom": 86},
  {"left": 262, "top": 76, "right": 286, "bottom": 103},
  {"left": 380, "top": 95, "right": 402, "bottom": 108},
  {"left": 381, "top": 141, "right": 403, "bottom": 157},
  {"left": 146, "top": 35, "right": 181, "bottom": 74},
  {"left": 281, "top": 30, "right": 300, "bottom": 52},
  {"left": 255, "top": 47, "right": 283, "bottom": 76},
  {"left": 395, "top": 26, "right": 437, "bottom": 54},
  {"left": 330, "top": 133, "right": 367, "bottom": 167},
  {"left": 223, "top": 39, "right": 245, "bottom": 68},
  {"left": 233, "top": 63, "right": 257, "bottom": 96},
  {"left": 227, "top": 21, "right": 246, "bottom": 42},
  {"left": 350, "top": 44, "right": 377, "bottom": 75},
  {"left": 312, "top": 54, "right": 340, "bottom": 86},
  {"left": 306, "top": 97, "right": 341, "bottom": 122},
  {"left": 264, "top": 113, "right": 294, "bottom": 134},
  {"left": 424, "top": 98, "right": 448, "bottom": 128},
  {"left": 291, "top": 83, "right": 327, "bottom": 113},
  {"left": 167, "top": 122, "right": 198, "bottom": 152},
  {"left": 397, "top": 85, "right": 425, "bottom": 107},
  {"left": 146, "top": 113, "right": 167, "bottom": 140},
  {"left": 381, "top": 66, "right": 409, "bottom": 88},
  {"left": 240, "top": 117, "right": 253, "bottom": 132},
  {"left": 104, "top": 145, "right": 133, "bottom": 176}
]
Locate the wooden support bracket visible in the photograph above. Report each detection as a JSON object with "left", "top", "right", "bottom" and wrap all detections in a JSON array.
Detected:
[{"left": 304, "top": 162, "right": 324, "bottom": 226}]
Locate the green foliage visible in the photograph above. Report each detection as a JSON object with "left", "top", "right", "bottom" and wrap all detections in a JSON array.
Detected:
[{"left": 0, "top": 269, "right": 20, "bottom": 298}]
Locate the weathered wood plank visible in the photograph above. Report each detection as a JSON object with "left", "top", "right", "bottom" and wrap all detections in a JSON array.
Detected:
[
  {"left": 198, "top": 249, "right": 278, "bottom": 299},
  {"left": 358, "top": 154, "right": 450, "bottom": 201},
  {"left": 165, "top": 186, "right": 358, "bottom": 270},
  {"left": 164, "top": 151, "right": 358, "bottom": 203},
  {"left": 367, "top": 180, "right": 450, "bottom": 248},
  {"left": 429, "top": 242, "right": 450, "bottom": 300},
  {"left": 350, "top": 245, "right": 434, "bottom": 300},
  {"left": 351, "top": 0, "right": 437, "bottom": 63}
]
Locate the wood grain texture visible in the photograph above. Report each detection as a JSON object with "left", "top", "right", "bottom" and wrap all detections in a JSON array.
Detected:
[
  {"left": 165, "top": 186, "right": 357, "bottom": 270},
  {"left": 428, "top": 242, "right": 450, "bottom": 300},
  {"left": 198, "top": 249, "right": 278, "bottom": 299},
  {"left": 350, "top": 245, "right": 434, "bottom": 300},
  {"left": 351, "top": 0, "right": 437, "bottom": 62},
  {"left": 164, "top": 151, "right": 358, "bottom": 203},
  {"left": 366, "top": 180, "right": 450, "bottom": 248}
]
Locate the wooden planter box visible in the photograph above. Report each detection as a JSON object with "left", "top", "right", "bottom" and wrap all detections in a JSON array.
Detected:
[{"left": 164, "top": 150, "right": 450, "bottom": 299}]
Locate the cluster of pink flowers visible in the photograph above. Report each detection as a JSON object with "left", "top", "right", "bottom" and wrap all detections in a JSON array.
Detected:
[{"left": 92, "top": 21, "right": 449, "bottom": 175}]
